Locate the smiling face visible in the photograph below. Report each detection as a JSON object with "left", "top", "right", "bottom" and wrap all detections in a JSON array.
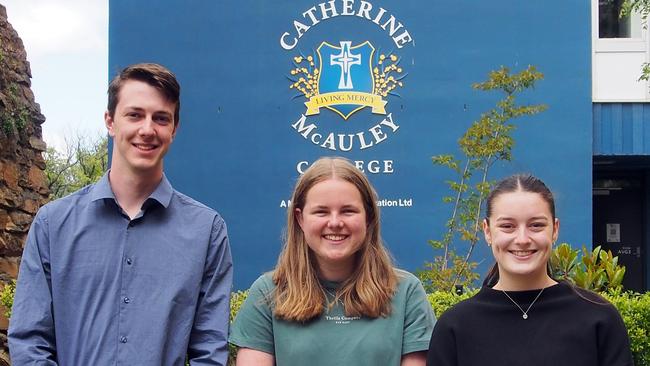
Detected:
[
  {"left": 296, "top": 178, "right": 368, "bottom": 281},
  {"left": 483, "top": 190, "right": 559, "bottom": 290},
  {"left": 105, "top": 79, "right": 177, "bottom": 179}
]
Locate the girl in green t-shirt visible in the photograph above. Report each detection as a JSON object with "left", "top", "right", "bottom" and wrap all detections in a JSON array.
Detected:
[{"left": 230, "top": 157, "right": 435, "bottom": 366}]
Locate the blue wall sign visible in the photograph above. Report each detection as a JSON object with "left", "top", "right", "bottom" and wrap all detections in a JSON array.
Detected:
[{"left": 109, "top": 0, "right": 592, "bottom": 289}]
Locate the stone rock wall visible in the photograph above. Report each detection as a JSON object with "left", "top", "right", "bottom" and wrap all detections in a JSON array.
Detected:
[{"left": 0, "top": 4, "right": 49, "bottom": 361}]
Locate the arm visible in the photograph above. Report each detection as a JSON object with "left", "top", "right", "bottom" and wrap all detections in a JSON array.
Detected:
[
  {"left": 187, "top": 216, "right": 234, "bottom": 365},
  {"left": 402, "top": 276, "right": 436, "bottom": 357},
  {"left": 229, "top": 276, "right": 276, "bottom": 364},
  {"left": 401, "top": 351, "right": 426, "bottom": 366},
  {"left": 236, "top": 348, "right": 275, "bottom": 366},
  {"left": 8, "top": 209, "right": 58, "bottom": 365},
  {"left": 597, "top": 304, "right": 634, "bottom": 366},
  {"left": 425, "top": 319, "right": 457, "bottom": 366}
]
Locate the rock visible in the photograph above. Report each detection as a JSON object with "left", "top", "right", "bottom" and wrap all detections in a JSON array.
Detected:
[
  {"left": 0, "top": 4, "right": 50, "bottom": 354},
  {"left": 4, "top": 221, "right": 25, "bottom": 233},
  {"left": 0, "top": 163, "right": 18, "bottom": 190},
  {"left": 9, "top": 211, "right": 31, "bottom": 227},
  {"left": 28, "top": 136, "right": 46, "bottom": 151},
  {"left": 21, "top": 199, "right": 39, "bottom": 214},
  {"left": 0, "top": 257, "right": 19, "bottom": 278},
  {"left": 28, "top": 165, "right": 45, "bottom": 190}
]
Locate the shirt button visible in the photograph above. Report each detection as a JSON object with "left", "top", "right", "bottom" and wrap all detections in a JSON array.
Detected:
[
  {"left": 126, "top": 258, "right": 133, "bottom": 265},
  {"left": 123, "top": 297, "right": 130, "bottom": 304},
  {"left": 120, "top": 336, "right": 128, "bottom": 343}
]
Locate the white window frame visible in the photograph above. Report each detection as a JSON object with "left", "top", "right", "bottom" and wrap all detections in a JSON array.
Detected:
[{"left": 592, "top": 0, "right": 650, "bottom": 102}]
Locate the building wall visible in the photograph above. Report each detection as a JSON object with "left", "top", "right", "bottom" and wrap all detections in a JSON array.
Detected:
[
  {"left": 594, "top": 103, "right": 650, "bottom": 155},
  {"left": 109, "top": 0, "right": 592, "bottom": 289}
]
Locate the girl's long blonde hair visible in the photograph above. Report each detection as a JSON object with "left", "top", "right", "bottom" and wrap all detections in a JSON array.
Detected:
[{"left": 272, "top": 157, "right": 397, "bottom": 322}]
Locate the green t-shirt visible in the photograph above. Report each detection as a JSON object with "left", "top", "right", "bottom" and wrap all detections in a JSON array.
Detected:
[{"left": 229, "top": 269, "right": 435, "bottom": 366}]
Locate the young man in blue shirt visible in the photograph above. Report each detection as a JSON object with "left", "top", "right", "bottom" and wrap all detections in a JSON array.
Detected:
[{"left": 9, "top": 63, "right": 233, "bottom": 365}]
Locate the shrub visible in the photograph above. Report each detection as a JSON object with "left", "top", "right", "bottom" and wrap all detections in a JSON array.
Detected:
[
  {"left": 602, "top": 290, "right": 650, "bottom": 366},
  {"left": 427, "top": 289, "right": 478, "bottom": 318},
  {"left": 0, "top": 280, "right": 16, "bottom": 318},
  {"left": 550, "top": 243, "right": 626, "bottom": 292},
  {"left": 228, "top": 290, "right": 248, "bottom": 366}
]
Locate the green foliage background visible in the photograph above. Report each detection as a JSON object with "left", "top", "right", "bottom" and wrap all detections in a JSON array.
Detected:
[{"left": 44, "top": 134, "right": 108, "bottom": 199}]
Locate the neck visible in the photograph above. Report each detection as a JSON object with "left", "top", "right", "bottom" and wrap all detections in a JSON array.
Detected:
[
  {"left": 316, "top": 258, "right": 355, "bottom": 282},
  {"left": 493, "top": 273, "right": 557, "bottom": 291},
  {"left": 108, "top": 167, "right": 162, "bottom": 219}
]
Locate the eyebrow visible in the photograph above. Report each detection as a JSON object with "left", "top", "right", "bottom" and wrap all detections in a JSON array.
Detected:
[
  {"left": 309, "top": 204, "right": 360, "bottom": 210},
  {"left": 495, "top": 216, "right": 549, "bottom": 221},
  {"left": 122, "top": 107, "right": 172, "bottom": 116}
]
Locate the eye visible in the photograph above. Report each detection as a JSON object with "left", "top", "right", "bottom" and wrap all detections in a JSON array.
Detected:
[
  {"left": 126, "top": 112, "right": 141, "bottom": 119},
  {"left": 312, "top": 209, "right": 328, "bottom": 216},
  {"left": 154, "top": 115, "right": 172, "bottom": 125},
  {"left": 529, "top": 222, "right": 547, "bottom": 231},
  {"left": 498, "top": 223, "right": 515, "bottom": 232}
]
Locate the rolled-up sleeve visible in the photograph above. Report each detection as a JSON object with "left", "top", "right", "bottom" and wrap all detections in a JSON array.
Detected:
[
  {"left": 187, "top": 215, "right": 233, "bottom": 365},
  {"left": 402, "top": 277, "right": 436, "bottom": 355},
  {"left": 8, "top": 206, "right": 58, "bottom": 365}
]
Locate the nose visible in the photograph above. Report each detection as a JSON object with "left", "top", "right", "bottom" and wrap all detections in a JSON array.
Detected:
[
  {"left": 327, "top": 214, "right": 343, "bottom": 229},
  {"left": 514, "top": 227, "right": 531, "bottom": 245},
  {"left": 138, "top": 117, "right": 156, "bottom": 136}
]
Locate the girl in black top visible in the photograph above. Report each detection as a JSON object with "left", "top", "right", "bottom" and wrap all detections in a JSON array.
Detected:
[{"left": 426, "top": 174, "right": 634, "bottom": 366}]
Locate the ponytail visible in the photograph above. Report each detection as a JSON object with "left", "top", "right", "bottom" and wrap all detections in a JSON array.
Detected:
[{"left": 483, "top": 263, "right": 499, "bottom": 287}]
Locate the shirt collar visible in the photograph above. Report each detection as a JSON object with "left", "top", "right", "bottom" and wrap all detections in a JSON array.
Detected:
[
  {"left": 89, "top": 172, "right": 116, "bottom": 202},
  {"left": 149, "top": 174, "right": 173, "bottom": 208},
  {"left": 90, "top": 171, "right": 174, "bottom": 209}
]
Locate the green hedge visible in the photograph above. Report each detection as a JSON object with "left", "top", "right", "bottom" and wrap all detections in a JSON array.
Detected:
[{"left": 602, "top": 291, "right": 650, "bottom": 366}]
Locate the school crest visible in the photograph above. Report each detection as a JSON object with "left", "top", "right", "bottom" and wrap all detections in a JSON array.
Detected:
[{"left": 289, "top": 40, "right": 404, "bottom": 120}]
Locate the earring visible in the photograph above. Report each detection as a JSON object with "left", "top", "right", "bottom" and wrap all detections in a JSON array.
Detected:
[{"left": 487, "top": 241, "right": 492, "bottom": 247}]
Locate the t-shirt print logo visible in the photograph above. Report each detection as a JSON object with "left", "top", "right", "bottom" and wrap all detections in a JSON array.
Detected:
[{"left": 325, "top": 315, "right": 362, "bottom": 325}]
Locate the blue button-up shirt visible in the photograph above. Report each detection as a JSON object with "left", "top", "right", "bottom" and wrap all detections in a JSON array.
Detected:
[{"left": 9, "top": 173, "right": 233, "bottom": 365}]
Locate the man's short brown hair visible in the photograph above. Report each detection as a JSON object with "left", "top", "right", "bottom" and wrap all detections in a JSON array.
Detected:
[{"left": 107, "top": 63, "right": 181, "bottom": 125}]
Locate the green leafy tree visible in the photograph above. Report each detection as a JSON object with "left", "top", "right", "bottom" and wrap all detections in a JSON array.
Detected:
[
  {"left": 418, "top": 66, "right": 547, "bottom": 292},
  {"left": 45, "top": 134, "right": 108, "bottom": 199},
  {"left": 621, "top": 1, "right": 650, "bottom": 80}
]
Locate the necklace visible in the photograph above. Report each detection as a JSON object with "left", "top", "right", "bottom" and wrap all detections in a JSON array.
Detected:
[
  {"left": 323, "top": 288, "right": 342, "bottom": 305},
  {"left": 500, "top": 287, "right": 545, "bottom": 320}
]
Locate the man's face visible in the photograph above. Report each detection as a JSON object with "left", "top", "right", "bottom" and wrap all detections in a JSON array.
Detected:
[{"left": 105, "top": 80, "right": 177, "bottom": 177}]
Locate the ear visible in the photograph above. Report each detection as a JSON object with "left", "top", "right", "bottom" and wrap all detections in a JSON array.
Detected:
[
  {"left": 295, "top": 208, "right": 304, "bottom": 229},
  {"left": 104, "top": 111, "right": 116, "bottom": 137},
  {"left": 171, "top": 121, "right": 179, "bottom": 140},
  {"left": 482, "top": 219, "right": 492, "bottom": 246},
  {"left": 552, "top": 218, "right": 560, "bottom": 243}
]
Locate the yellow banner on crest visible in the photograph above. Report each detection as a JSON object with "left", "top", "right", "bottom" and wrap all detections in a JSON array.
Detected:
[{"left": 305, "top": 91, "right": 387, "bottom": 116}]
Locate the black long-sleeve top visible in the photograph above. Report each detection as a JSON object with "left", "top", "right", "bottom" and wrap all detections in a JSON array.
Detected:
[{"left": 427, "top": 282, "right": 634, "bottom": 366}]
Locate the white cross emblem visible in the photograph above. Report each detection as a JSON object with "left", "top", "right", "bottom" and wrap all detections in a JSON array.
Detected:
[{"left": 330, "top": 41, "right": 361, "bottom": 90}]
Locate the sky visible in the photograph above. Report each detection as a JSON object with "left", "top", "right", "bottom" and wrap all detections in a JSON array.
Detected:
[{"left": 2, "top": 0, "right": 108, "bottom": 152}]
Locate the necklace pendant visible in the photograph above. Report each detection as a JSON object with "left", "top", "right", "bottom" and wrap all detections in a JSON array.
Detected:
[{"left": 522, "top": 314, "right": 528, "bottom": 320}]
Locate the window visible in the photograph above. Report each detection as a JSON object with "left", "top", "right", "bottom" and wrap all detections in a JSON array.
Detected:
[
  {"left": 593, "top": 0, "right": 649, "bottom": 101},
  {"left": 599, "top": 0, "right": 642, "bottom": 38}
]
